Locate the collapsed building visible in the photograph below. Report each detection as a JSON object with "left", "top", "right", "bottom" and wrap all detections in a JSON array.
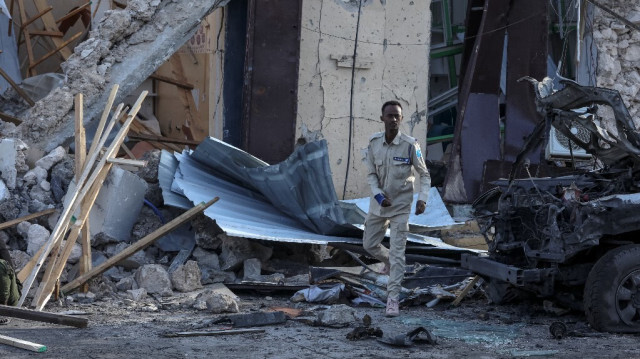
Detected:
[{"left": 0, "top": 1, "right": 639, "bottom": 352}]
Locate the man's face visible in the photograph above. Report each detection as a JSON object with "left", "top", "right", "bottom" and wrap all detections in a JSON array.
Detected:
[{"left": 381, "top": 105, "right": 403, "bottom": 132}]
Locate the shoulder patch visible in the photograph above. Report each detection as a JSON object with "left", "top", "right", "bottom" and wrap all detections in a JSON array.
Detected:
[{"left": 414, "top": 141, "right": 423, "bottom": 159}]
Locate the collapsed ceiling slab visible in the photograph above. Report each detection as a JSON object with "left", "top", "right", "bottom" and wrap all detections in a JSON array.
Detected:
[{"left": 12, "top": 0, "right": 231, "bottom": 153}]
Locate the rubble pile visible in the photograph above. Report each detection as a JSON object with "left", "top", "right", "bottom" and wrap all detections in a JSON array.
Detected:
[
  {"left": 593, "top": 1, "right": 640, "bottom": 121},
  {"left": 1, "top": 0, "right": 163, "bottom": 142}
]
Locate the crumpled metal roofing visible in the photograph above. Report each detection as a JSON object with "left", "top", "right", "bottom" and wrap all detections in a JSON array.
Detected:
[
  {"left": 159, "top": 137, "right": 467, "bottom": 249},
  {"left": 191, "top": 138, "right": 362, "bottom": 236}
]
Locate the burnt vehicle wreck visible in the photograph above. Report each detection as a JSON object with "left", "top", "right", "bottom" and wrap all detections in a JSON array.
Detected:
[{"left": 464, "top": 79, "right": 640, "bottom": 333}]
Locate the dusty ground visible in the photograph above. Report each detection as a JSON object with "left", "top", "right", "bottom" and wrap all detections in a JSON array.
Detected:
[{"left": 0, "top": 287, "right": 639, "bottom": 359}]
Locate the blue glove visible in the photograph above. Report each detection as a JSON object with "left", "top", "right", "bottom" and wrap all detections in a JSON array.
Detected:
[{"left": 374, "top": 193, "right": 386, "bottom": 205}]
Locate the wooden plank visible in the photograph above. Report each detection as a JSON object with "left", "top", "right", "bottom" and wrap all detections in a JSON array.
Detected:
[
  {"left": 0, "top": 334, "right": 47, "bottom": 352},
  {"left": 0, "top": 111, "right": 22, "bottom": 125},
  {"left": 452, "top": 275, "right": 480, "bottom": 307},
  {"left": 119, "top": 143, "right": 137, "bottom": 160},
  {"left": 128, "top": 134, "right": 200, "bottom": 146},
  {"left": 55, "top": 2, "right": 91, "bottom": 24},
  {"left": 150, "top": 73, "right": 194, "bottom": 90},
  {"left": 20, "top": 6, "right": 52, "bottom": 29},
  {"left": 18, "top": 92, "right": 143, "bottom": 307},
  {"left": 107, "top": 158, "right": 147, "bottom": 167},
  {"left": 0, "top": 304, "right": 88, "bottom": 328},
  {"left": 16, "top": 0, "right": 36, "bottom": 76},
  {"left": 87, "top": 85, "right": 119, "bottom": 164},
  {"left": 34, "top": 164, "right": 114, "bottom": 309},
  {"left": 0, "top": 66, "right": 35, "bottom": 106},
  {"left": 32, "top": 0, "right": 72, "bottom": 59},
  {"left": 28, "top": 30, "right": 63, "bottom": 37},
  {"left": 28, "top": 31, "right": 83, "bottom": 71},
  {"left": 61, "top": 197, "right": 219, "bottom": 294},
  {"left": 0, "top": 208, "right": 56, "bottom": 231},
  {"left": 73, "top": 93, "right": 92, "bottom": 295}
]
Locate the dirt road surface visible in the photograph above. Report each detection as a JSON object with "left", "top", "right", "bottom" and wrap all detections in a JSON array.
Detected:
[{"left": 0, "top": 291, "right": 638, "bottom": 358}]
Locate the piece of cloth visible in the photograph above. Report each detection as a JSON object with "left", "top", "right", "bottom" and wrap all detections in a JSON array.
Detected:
[
  {"left": 0, "top": 259, "right": 21, "bottom": 306},
  {"left": 0, "top": 238, "right": 14, "bottom": 268},
  {"left": 364, "top": 131, "right": 431, "bottom": 217},
  {"left": 362, "top": 131, "right": 431, "bottom": 300}
]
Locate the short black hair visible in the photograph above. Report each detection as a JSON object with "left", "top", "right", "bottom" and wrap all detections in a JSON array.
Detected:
[{"left": 381, "top": 100, "right": 402, "bottom": 114}]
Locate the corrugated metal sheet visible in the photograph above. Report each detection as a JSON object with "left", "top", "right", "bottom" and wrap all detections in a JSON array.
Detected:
[
  {"left": 160, "top": 138, "right": 468, "bottom": 250},
  {"left": 342, "top": 188, "right": 458, "bottom": 229},
  {"left": 192, "top": 138, "right": 362, "bottom": 236}
]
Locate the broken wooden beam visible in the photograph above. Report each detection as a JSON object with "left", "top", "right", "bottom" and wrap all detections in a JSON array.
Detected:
[
  {"left": 0, "top": 111, "right": 22, "bottom": 125},
  {"left": 128, "top": 134, "right": 200, "bottom": 146},
  {"left": 150, "top": 73, "right": 195, "bottom": 90},
  {"left": 0, "top": 208, "right": 56, "bottom": 231},
  {"left": 451, "top": 275, "right": 480, "bottom": 307},
  {"left": 61, "top": 197, "right": 220, "bottom": 294},
  {"left": 107, "top": 158, "right": 147, "bottom": 167},
  {"left": 0, "top": 67, "right": 35, "bottom": 106},
  {"left": 0, "top": 334, "right": 47, "bottom": 352},
  {"left": 0, "top": 304, "right": 88, "bottom": 328}
]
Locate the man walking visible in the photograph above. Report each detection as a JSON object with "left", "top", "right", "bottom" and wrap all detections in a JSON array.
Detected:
[{"left": 363, "top": 100, "right": 431, "bottom": 316}]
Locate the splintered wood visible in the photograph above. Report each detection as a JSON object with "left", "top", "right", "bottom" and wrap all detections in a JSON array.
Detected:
[{"left": 18, "top": 85, "right": 149, "bottom": 309}]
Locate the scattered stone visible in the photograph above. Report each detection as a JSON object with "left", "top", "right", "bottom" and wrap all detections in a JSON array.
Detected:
[
  {"left": 23, "top": 167, "right": 48, "bottom": 187},
  {"left": 201, "top": 268, "right": 236, "bottom": 285},
  {"left": 35, "top": 146, "right": 67, "bottom": 170},
  {"left": 192, "top": 247, "right": 220, "bottom": 270},
  {"left": 316, "top": 304, "right": 358, "bottom": 328},
  {"left": 193, "top": 290, "right": 239, "bottom": 313},
  {"left": 219, "top": 236, "right": 272, "bottom": 272},
  {"left": 135, "top": 264, "right": 173, "bottom": 296},
  {"left": 73, "top": 292, "right": 97, "bottom": 304},
  {"left": 170, "top": 260, "right": 202, "bottom": 292},
  {"left": 2, "top": 250, "right": 27, "bottom": 271},
  {"left": 192, "top": 215, "right": 224, "bottom": 250},
  {"left": 0, "top": 138, "right": 28, "bottom": 189},
  {"left": 135, "top": 150, "right": 160, "bottom": 182},
  {"left": 243, "top": 258, "right": 261, "bottom": 280},
  {"left": 127, "top": 288, "right": 147, "bottom": 301},
  {"left": 16, "top": 221, "right": 31, "bottom": 237},
  {"left": 26, "top": 223, "right": 50, "bottom": 255},
  {"left": 50, "top": 157, "right": 74, "bottom": 202},
  {"left": 116, "top": 276, "right": 137, "bottom": 292}
]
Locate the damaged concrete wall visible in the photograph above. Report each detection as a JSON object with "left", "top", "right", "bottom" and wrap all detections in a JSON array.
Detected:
[
  {"left": 4, "top": 0, "right": 230, "bottom": 156},
  {"left": 593, "top": 1, "right": 640, "bottom": 123},
  {"left": 297, "top": 0, "right": 431, "bottom": 199}
]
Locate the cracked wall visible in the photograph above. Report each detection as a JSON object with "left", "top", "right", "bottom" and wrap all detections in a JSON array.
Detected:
[
  {"left": 593, "top": 1, "right": 640, "bottom": 124},
  {"left": 297, "top": 0, "right": 431, "bottom": 199}
]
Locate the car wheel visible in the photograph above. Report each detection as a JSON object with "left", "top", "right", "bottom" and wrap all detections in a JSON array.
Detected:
[{"left": 584, "top": 244, "right": 640, "bottom": 333}]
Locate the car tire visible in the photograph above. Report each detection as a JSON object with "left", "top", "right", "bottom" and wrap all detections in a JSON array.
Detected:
[{"left": 584, "top": 244, "right": 640, "bottom": 333}]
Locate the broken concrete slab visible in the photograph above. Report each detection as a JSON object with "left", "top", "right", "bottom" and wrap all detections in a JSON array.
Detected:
[
  {"left": 192, "top": 247, "right": 220, "bottom": 270},
  {"left": 243, "top": 258, "right": 261, "bottom": 281},
  {"left": 316, "top": 304, "right": 358, "bottom": 328},
  {"left": 34, "top": 146, "right": 66, "bottom": 171},
  {"left": 25, "top": 223, "right": 50, "bottom": 256},
  {"left": 135, "top": 264, "right": 173, "bottom": 296},
  {"left": 116, "top": 276, "right": 137, "bottom": 292},
  {"left": 0, "top": 138, "right": 28, "bottom": 189},
  {"left": 127, "top": 288, "right": 147, "bottom": 302},
  {"left": 170, "top": 260, "right": 202, "bottom": 292},
  {"left": 88, "top": 166, "right": 147, "bottom": 243},
  {"left": 17, "top": 0, "right": 233, "bottom": 153},
  {"left": 193, "top": 291, "right": 239, "bottom": 314},
  {"left": 219, "top": 236, "right": 273, "bottom": 272}
]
